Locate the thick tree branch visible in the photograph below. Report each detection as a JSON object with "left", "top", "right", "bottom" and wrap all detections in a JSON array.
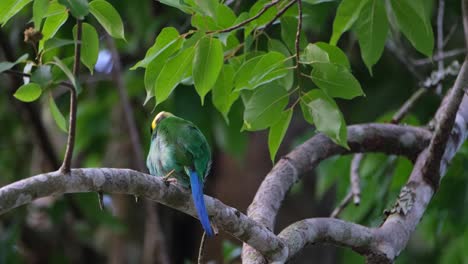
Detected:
[
  {"left": 0, "top": 168, "right": 288, "bottom": 262},
  {"left": 242, "top": 124, "right": 431, "bottom": 262}
]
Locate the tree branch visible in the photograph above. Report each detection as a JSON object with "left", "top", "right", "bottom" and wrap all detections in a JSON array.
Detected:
[
  {"left": 0, "top": 168, "right": 287, "bottom": 262},
  {"left": 350, "top": 153, "right": 363, "bottom": 205}
]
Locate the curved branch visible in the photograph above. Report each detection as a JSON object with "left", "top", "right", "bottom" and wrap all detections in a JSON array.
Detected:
[
  {"left": 0, "top": 168, "right": 287, "bottom": 262},
  {"left": 242, "top": 124, "right": 431, "bottom": 262}
]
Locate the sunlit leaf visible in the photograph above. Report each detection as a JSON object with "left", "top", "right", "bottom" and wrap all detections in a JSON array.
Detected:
[
  {"left": 268, "top": 39, "right": 294, "bottom": 91},
  {"left": 33, "top": 0, "right": 49, "bottom": 29},
  {"left": 39, "top": 3, "right": 69, "bottom": 51},
  {"left": 193, "top": 36, "right": 224, "bottom": 104},
  {"left": 49, "top": 93, "right": 68, "bottom": 132},
  {"left": 89, "top": 0, "right": 125, "bottom": 39},
  {"left": 13, "top": 83, "right": 42, "bottom": 102},
  {"left": 268, "top": 108, "right": 293, "bottom": 162},
  {"left": 131, "top": 27, "right": 183, "bottom": 69},
  {"left": 73, "top": 23, "right": 99, "bottom": 74},
  {"left": 280, "top": 16, "right": 307, "bottom": 53},
  {"left": 50, "top": 57, "right": 78, "bottom": 90},
  {"left": 0, "top": 0, "right": 32, "bottom": 26}
]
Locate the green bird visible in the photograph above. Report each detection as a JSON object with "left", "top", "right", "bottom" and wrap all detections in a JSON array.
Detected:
[{"left": 147, "top": 111, "right": 214, "bottom": 237}]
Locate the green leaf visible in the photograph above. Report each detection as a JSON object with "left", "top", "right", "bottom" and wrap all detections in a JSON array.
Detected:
[
  {"left": 158, "top": 0, "right": 193, "bottom": 13},
  {"left": 311, "top": 62, "right": 364, "bottom": 99},
  {"left": 154, "top": 47, "right": 195, "bottom": 105},
  {"left": 39, "top": 3, "right": 69, "bottom": 51},
  {"left": 143, "top": 59, "right": 162, "bottom": 105},
  {"left": 31, "top": 65, "right": 53, "bottom": 88},
  {"left": 235, "top": 52, "right": 288, "bottom": 91},
  {"left": 268, "top": 108, "right": 293, "bottom": 162},
  {"left": 73, "top": 23, "right": 99, "bottom": 74},
  {"left": 0, "top": 0, "right": 32, "bottom": 26},
  {"left": 0, "top": 54, "right": 28, "bottom": 73},
  {"left": 301, "top": 43, "right": 330, "bottom": 64},
  {"left": 58, "top": 0, "right": 89, "bottom": 18},
  {"left": 301, "top": 89, "right": 348, "bottom": 147},
  {"left": 300, "top": 98, "right": 314, "bottom": 125},
  {"left": 191, "top": 13, "right": 219, "bottom": 31},
  {"left": 329, "top": 0, "right": 368, "bottom": 45},
  {"left": 268, "top": 39, "right": 294, "bottom": 91},
  {"left": 243, "top": 84, "right": 289, "bottom": 131},
  {"left": 48, "top": 94, "right": 68, "bottom": 132},
  {"left": 43, "top": 38, "right": 75, "bottom": 53},
  {"left": 89, "top": 0, "right": 125, "bottom": 39},
  {"left": 390, "top": 0, "right": 434, "bottom": 56},
  {"left": 131, "top": 27, "right": 183, "bottom": 70},
  {"left": 212, "top": 65, "right": 239, "bottom": 123},
  {"left": 13, "top": 83, "right": 42, "bottom": 102},
  {"left": 33, "top": 0, "right": 49, "bottom": 29},
  {"left": 50, "top": 57, "right": 78, "bottom": 90},
  {"left": 280, "top": 16, "right": 307, "bottom": 53},
  {"left": 315, "top": 42, "right": 351, "bottom": 70},
  {"left": 193, "top": 37, "right": 224, "bottom": 104},
  {"left": 214, "top": 4, "right": 236, "bottom": 28},
  {"left": 193, "top": 0, "right": 218, "bottom": 17},
  {"left": 356, "top": 0, "right": 388, "bottom": 74}
]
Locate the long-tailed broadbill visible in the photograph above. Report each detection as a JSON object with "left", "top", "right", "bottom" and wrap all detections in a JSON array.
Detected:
[{"left": 146, "top": 111, "right": 214, "bottom": 237}]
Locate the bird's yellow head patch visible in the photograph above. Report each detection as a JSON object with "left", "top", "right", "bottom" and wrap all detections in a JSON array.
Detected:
[{"left": 150, "top": 111, "right": 173, "bottom": 133}]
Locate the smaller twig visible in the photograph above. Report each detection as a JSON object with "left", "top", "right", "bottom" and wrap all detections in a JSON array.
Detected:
[
  {"left": 386, "top": 41, "right": 423, "bottom": 81},
  {"left": 391, "top": 88, "right": 427, "bottom": 124},
  {"left": 412, "top": 49, "right": 466, "bottom": 66},
  {"left": 198, "top": 231, "right": 207, "bottom": 264},
  {"left": 330, "top": 191, "right": 353, "bottom": 218},
  {"left": 350, "top": 153, "right": 363, "bottom": 205},
  {"left": 262, "top": 0, "right": 297, "bottom": 31},
  {"left": 208, "top": 0, "right": 280, "bottom": 34},
  {"left": 443, "top": 22, "right": 458, "bottom": 47},
  {"left": 59, "top": 19, "right": 82, "bottom": 173},
  {"left": 436, "top": 0, "right": 445, "bottom": 95}
]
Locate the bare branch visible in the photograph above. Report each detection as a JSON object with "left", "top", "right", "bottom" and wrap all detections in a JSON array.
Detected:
[
  {"left": 330, "top": 192, "right": 352, "bottom": 218},
  {"left": 412, "top": 48, "right": 466, "bottom": 66},
  {"left": 436, "top": 0, "right": 445, "bottom": 94},
  {"left": 350, "top": 153, "right": 363, "bottom": 205},
  {"left": 208, "top": 0, "right": 280, "bottom": 34},
  {"left": 391, "top": 88, "right": 427, "bottom": 124},
  {"left": 0, "top": 168, "right": 288, "bottom": 262}
]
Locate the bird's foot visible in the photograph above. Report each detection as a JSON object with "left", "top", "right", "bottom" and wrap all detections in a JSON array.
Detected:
[{"left": 163, "top": 170, "right": 177, "bottom": 186}]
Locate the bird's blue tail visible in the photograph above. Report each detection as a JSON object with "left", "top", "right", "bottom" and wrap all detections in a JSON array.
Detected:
[{"left": 189, "top": 170, "right": 214, "bottom": 237}]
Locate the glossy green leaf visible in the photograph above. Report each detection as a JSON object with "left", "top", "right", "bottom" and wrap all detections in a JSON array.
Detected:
[
  {"left": 268, "top": 108, "right": 293, "bottom": 162},
  {"left": 268, "top": 39, "right": 294, "bottom": 91},
  {"left": 301, "top": 89, "right": 348, "bottom": 147},
  {"left": 280, "top": 16, "right": 307, "bottom": 53},
  {"left": 234, "top": 52, "right": 288, "bottom": 91},
  {"left": 329, "top": 0, "right": 368, "bottom": 45},
  {"left": 243, "top": 84, "right": 289, "bottom": 131},
  {"left": 301, "top": 43, "right": 330, "bottom": 64},
  {"left": 73, "top": 23, "right": 99, "bottom": 74},
  {"left": 0, "top": 54, "right": 28, "bottom": 74},
  {"left": 154, "top": 47, "right": 195, "bottom": 105},
  {"left": 0, "top": 0, "right": 32, "bottom": 26},
  {"left": 300, "top": 98, "right": 314, "bottom": 125},
  {"left": 51, "top": 57, "right": 78, "bottom": 90},
  {"left": 131, "top": 27, "right": 183, "bottom": 69},
  {"left": 356, "top": 0, "right": 388, "bottom": 74},
  {"left": 43, "top": 38, "right": 75, "bottom": 53},
  {"left": 311, "top": 62, "right": 364, "bottom": 99},
  {"left": 33, "top": 0, "right": 49, "bottom": 29},
  {"left": 143, "top": 58, "right": 163, "bottom": 105},
  {"left": 212, "top": 65, "right": 239, "bottom": 123},
  {"left": 49, "top": 94, "right": 68, "bottom": 132},
  {"left": 215, "top": 4, "right": 236, "bottom": 28},
  {"left": 193, "top": 37, "right": 224, "bottom": 104},
  {"left": 315, "top": 42, "right": 351, "bottom": 70},
  {"left": 191, "top": 14, "right": 219, "bottom": 31},
  {"left": 13, "top": 83, "right": 42, "bottom": 102},
  {"left": 58, "top": 0, "right": 89, "bottom": 18},
  {"left": 89, "top": 0, "right": 125, "bottom": 39},
  {"left": 193, "top": 0, "right": 218, "bottom": 17},
  {"left": 39, "top": 3, "right": 69, "bottom": 51},
  {"left": 390, "top": 0, "right": 434, "bottom": 56},
  {"left": 158, "top": 0, "right": 193, "bottom": 13}
]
